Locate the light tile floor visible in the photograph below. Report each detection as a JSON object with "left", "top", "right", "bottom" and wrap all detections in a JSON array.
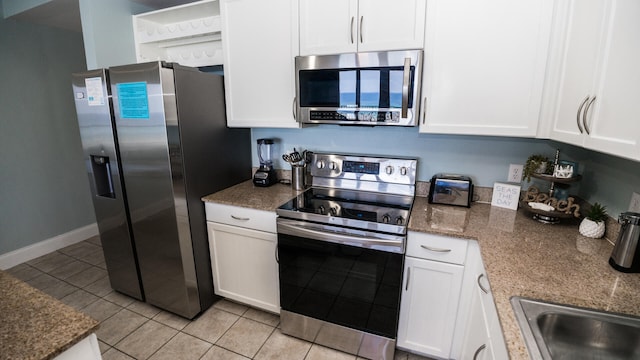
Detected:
[{"left": 7, "top": 236, "right": 434, "bottom": 360}]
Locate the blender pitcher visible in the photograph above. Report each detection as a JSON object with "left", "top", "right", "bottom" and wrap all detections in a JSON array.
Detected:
[{"left": 253, "top": 138, "right": 277, "bottom": 187}]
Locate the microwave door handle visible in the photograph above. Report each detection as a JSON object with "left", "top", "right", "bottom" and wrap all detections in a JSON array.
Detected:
[{"left": 402, "top": 57, "right": 411, "bottom": 118}]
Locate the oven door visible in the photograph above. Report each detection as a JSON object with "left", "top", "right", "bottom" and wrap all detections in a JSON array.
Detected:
[{"left": 277, "top": 218, "right": 404, "bottom": 339}]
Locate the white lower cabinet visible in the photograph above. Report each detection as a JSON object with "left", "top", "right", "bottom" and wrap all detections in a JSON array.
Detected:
[
  {"left": 398, "top": 233, "right": 508, "bottom": 360},
  {"left": 458, "top": 242, "right": 508, "bottom": 360},
  {"left": 205, "top": 203, "right": 279, "bottom": 313},
  {"left": 397, "top": 232, "right": 467, "bottom": 359}
]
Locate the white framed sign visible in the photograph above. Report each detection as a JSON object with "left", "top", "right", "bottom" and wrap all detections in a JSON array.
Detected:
[{"left": 491, "top": 182, "right": 521, "bottom": 210}]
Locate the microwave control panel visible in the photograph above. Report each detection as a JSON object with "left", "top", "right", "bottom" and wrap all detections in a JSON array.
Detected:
[{"left": 309, "top": 110, "right": 400, "bottom": 123}]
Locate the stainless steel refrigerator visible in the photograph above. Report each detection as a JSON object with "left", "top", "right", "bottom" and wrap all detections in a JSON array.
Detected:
[{"left": 72, "top": 62, "right": 251, "bottom": 319}]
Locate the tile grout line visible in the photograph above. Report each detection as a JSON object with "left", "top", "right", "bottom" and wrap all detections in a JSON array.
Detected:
[{"left": 250, "top": 325, "right": 277, "bottom": 360}]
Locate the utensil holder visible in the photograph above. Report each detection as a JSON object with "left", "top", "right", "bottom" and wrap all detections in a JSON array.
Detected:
[{"left": 291, "top": 164, "right": 306, "bottom": 191}]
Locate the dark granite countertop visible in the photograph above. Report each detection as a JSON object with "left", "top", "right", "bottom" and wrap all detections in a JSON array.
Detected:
[{"left": 0, "top": 271, "right": 99, "bottom": 360}]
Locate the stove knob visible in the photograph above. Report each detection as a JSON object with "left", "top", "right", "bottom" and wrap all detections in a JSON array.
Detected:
[
  {"left": 396, "top": 217, "right": 404, "bottom": 225},
  {"left": 400, "top": 167, "right": 408, "bottom": 176},
  {"left": 385, "top": 166, "right": 394, "bottom": 175},
  {"left": 316, "top": 160, "right": 326, "bottom": 169},
  {"left": 382, "top": 214, "right": 391, "bottom": 223},
  {"left": 318, "top": 205, "right": 326, "bottom": 215},
  {"left": 329, "top": 207, "right": 338, "bottom": 216},
  {"left": 329, "top": 161, "right": 338, "bottom": 170}
]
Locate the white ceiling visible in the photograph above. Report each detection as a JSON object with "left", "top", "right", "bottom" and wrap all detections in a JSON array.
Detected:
[{"left": 6, "top": 0, "right": 198, "bottom": 32}]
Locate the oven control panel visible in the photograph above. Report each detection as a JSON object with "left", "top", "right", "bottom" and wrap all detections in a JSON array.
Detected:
[{"left": 311, "top": 153, "right": 417, "bottom": 191}]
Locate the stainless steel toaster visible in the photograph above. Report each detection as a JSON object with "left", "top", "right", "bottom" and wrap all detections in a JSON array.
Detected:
[{"left": 428, "top": 174, "right": 473, "bottom": 208}]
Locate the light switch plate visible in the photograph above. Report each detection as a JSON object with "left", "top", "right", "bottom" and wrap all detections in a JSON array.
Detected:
[{"left": 629, "top": 192, "right": 640, "bottom": 213}]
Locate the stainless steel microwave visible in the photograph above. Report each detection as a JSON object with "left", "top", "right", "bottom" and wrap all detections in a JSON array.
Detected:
[{"left": 295, "top": 49, "right": 423, "bottom": 126}]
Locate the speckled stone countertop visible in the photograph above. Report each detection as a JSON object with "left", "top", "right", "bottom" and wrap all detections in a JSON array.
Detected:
[
  {"left": 409, "top": 196, "right": 640, "bottom": 359},
  {"left": 202, "top": 181, "right": 303, "bottom": 211},
  {"left": 202, "top": 181, "right": 640, "bottom": 359},
  {"left": 0, "top": 271, "right": 99, "bottom": 360}
]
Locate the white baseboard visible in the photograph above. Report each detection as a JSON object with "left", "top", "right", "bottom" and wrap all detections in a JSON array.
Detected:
[{"left": 0, "top": 223, "right": 99, "bottom": 270}]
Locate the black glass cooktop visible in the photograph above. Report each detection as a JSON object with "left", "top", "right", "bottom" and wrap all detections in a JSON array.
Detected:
[{"left": 276, "top": 187, "right": 413, "bottom": 230}]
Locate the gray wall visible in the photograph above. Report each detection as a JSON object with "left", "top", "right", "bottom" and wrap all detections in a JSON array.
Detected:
[
  {"left": 79, "top": 0, "right": 152, "bottom": 69},
  {"left": 0, "top": 13, "right": 94, "bottom": 254}
]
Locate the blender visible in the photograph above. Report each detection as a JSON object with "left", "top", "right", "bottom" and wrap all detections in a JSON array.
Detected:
[{"left": 253, "top": 138, "right": 277, "bottom": 187}]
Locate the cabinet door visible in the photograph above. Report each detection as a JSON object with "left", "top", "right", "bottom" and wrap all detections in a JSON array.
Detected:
[
  {"left": 299, "top": 0, "right": 358, "bottom": 55},
  {"left": 357, "top": 0, "right": 426, "bottom": 52},
  {"left": 207, "top": 222, "right": 280, "bottom": 313},
  {"left": 582, "top": 0, "right": 640, "bottom": 160},
  {"left": 458, "top": 242, "right": 508, "bottom": 360},
  {"left": 396, "top": 256, "right": 464, "bottom": 359},
  {"left": 420, "top": 0, "right": 554, "bottom": 137},
  {"left": 299, "top": 0, "right": 426, "bottom": 55},
  {"left": 459, "top": 284, "right": 491, "bottom": 360},
  {"left": 221, "top": 0, "right": 299, "bottom": 128},
  {"left": 548, "top": 0, "right": 608, "bottom": 146}
]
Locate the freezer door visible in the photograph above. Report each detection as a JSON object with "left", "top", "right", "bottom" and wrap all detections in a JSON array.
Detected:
[
  {"left": 71, "top": 69, "right": 143, "bottom": 300},
  {"left": 109, "top": 62, "right": 201, "bottom": 318}
]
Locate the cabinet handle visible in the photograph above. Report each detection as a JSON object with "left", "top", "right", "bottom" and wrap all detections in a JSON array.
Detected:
[
  {"left": 421, "top": 97, "right": 427, "bottom": 124},
  {"left": 420, "top": 244, "right": 451, "bottom": 253},
  {"left": 583, "top": 96, "right": 596, "bottom": 135},
  {"left": 405, "top": 267, "right": 411, "bottom": 290},
  {"left": 477, "top": 274, "right": 489, "bottom": 294},
  {"left": 275, "top": 245, "right": 279, "bottom": 264},
  {"left": 576, "top": 96, "right": 589, "bottom": 134},
  {"left": 292, "top": 97, "right": 297, "bottom": 121},
  {"left": 350, "top": 16, "right": 355, "bottom": 44},
  {"left": 230, "top": 215, "right": 250, "bottom": 221},
  {"left": 359, "top": 16, "right": 364, "bottom": 43},
  {"left": 473, "top": 344, "right": 486, "bottom": 360}
]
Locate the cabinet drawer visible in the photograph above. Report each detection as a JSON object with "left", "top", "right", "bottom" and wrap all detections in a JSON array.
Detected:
[
  {"left": 406, "top": 231, "right": 468, "bottom": 265},
  {"left": 205, "top": 202, "right": 276, "bottom": 233}
]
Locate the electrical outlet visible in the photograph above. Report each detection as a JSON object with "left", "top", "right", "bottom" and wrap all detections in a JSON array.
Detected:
[
  {"left": 629, "top": 192, "right": 640, "bottom": 212},
  {"left": 508, "top": 164, "right": 524, "bottom": 183}
]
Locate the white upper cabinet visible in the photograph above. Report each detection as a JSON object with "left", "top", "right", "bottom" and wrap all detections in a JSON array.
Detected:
[
  {"left": 221, "top": 0, "right": 300, "bottom": 128},
  {"left": 546, "top": 0, "right": 640, "bottom": 161},
  {"left": 419, "top": 0, "right": 554, "bottom": 137},
  {"left": 299, "top": 0, "right": 426, "bottom": 56}
]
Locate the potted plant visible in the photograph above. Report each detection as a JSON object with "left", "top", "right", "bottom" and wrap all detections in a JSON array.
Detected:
[
  {"left": 523, "top": 154, "right": 552, "bottom": 182},
  {"left": 579, "top": 203, "right": 607, "bottom": 238}
]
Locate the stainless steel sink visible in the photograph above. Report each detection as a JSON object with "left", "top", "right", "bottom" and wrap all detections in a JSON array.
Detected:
[{"left": 511, "top": 296, "right": 640, "bottom": 359}]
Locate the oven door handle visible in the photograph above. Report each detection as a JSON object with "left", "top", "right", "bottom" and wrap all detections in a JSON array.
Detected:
[{"left": 277, "top": 220, "right": 405, "bottom": 254}]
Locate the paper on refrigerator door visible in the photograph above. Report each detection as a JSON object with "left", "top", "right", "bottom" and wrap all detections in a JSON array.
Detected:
[{"left": 85, "top": 77, "right": 105, "bottom": 106}]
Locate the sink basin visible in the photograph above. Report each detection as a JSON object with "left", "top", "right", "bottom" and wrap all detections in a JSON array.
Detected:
[{"left": 511, "top": 296, "right": 640, "bottom": 359}]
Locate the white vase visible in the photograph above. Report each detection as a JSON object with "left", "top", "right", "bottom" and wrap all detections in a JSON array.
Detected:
[{"left": 579, "top": 218, "right": 605, "bottom": 238}]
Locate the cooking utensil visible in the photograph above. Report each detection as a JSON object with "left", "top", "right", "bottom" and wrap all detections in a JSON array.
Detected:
[{"left": 283, "top": 148, "right": 304, "bottom": 165}]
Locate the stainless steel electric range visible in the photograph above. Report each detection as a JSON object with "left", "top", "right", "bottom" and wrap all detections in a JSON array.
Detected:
[{"left": 276, "top": 152, "right": 417, "bottom": 360}]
